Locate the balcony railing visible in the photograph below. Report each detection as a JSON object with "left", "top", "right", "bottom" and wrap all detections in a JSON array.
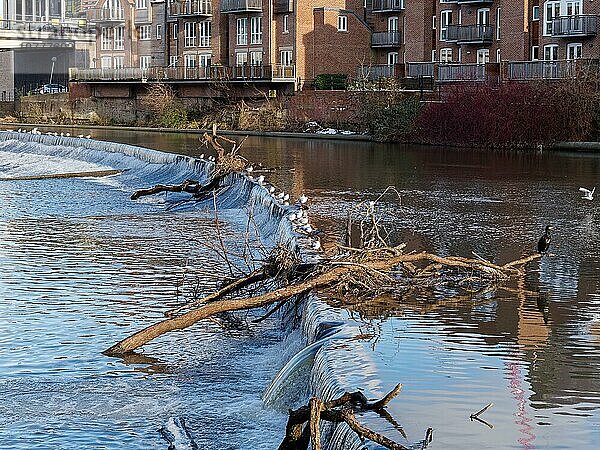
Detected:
[
  {"left": 438, "top": 63, "right": 487, "bottom": 82},
  {"left": 506, "top": 60, "right": 584, "bottom": 80},
  {"left": 87, "top": 8, "right": 125, "bottom": 22},
  {"left": 0, "top": 19, "right": 96, "bottom": 36},
  {"left": 358, "top": 64, "right": 399, "bottom": 80},
  {"left": 456, "top": 0, "right": 493, "bottom": 4},
  {"left": 69, "top": 65, "right": 296, "bottom": 82},
  {"left": 446, "top": 24, "right": 493, "bottom": 44},
  {"left": 371, "top": 31, "right": 401, "bottom": 47},
  {"left": 169, "top": 1, "right": 213, "bottom": 17},
  {"left": 552, "top": 15, "right": 598, "bottom": 37},
  {"left": 274, "top": 0, "right": 293, "bottom": 14},
  {"left": 406, "top": 62, "right": 434, "bottom": 78},
  {"left": 372, "top": 0, "right": 404, "bottom": 12},
  {"left": 220, "top": 0, "right": 262, "bottom": 13}
]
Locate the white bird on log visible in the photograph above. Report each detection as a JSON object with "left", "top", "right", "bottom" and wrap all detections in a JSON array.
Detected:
[
  {"left": 65, "top": 132, "right": 70, "bottom": 137},
  {"left": 78, "top": 134, "right": 84, "bottom": 138},
  {"left": 288, "top": 213, "right": 297, "bottom": 221},
  {"left": 85, "top": 135, "right": 91, "bottom": 139},
  {"left": 312, "top": 239, "right": 321, "bottom": 250},
  {"left": 298, "top": 194, "right": 308, "bottom": 204},
  {"left": 246, "top": 165, "right": 254, "bottom": 173},
  {"left": 580, "top": 187, "right": 595, "bottom": 200},
  {"left": 256, "top": 175, "right": 265, "bottom": 185},
  {"left": 283, "top": 193, "right": 290, "bottom": 202},
  {"left": 199, "top": 153, "right": 205, "bottom": 159}
]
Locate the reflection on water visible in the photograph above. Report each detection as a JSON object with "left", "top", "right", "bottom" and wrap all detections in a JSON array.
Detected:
[{"left": 3, "top": 127, "right": 600, "bottom": 448}]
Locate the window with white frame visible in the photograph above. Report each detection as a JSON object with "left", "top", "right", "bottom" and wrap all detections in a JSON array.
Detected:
[
  {"left": 477, "top": 8, "right": 490, "bottom": 26},
  {"left": 199, "top": 54, "right": 211, "bottom": 67},
  {"left": 135, "top": 0, "right": 146, "bottom": 9},
  {"left": 440, "top": 47, "right": 452, "bottom": 62},
  {"left": 496, "top": 48, "right": 501, "bottom": 62},
  {"left": 250, "top": 16, "right": 262, "bottom": 44},
  {"left": 440, "top": 10, "right": 452, "bottom": 40},
  {"left": 532, "top": 6, "right": 539, "bottom": 20},
  {"left": 114, "top": 26, "right": 124, "bottom": 50},
  {"left": 184, "top": 22, "right": 196, "bottom": 47},
  {"left": 476, "top": 48, "right": 489, "bottom": 64},
  {"left": 566, "top": 0, "right": 582, "bottom": 16},
  {"left": 172, "top": 23, "right": 178, "bottom": 39},
  {"left": 138, "top": 25, "right": 150, "bottom": 40},
  {"left": 140, "top": 56, "right": 151, "bottom": 69},
  {"left": 432, "top": 49, "right": 436, "bottom": 62},
  {"left": 169, "top": 55, "right": 178, "bottom": 67},
  {"left": 280, "top": 49, "right": 293, "bottom": 66},
  {"left": 432, "top": 15, "right": 436, "bottom": 30},
  {"left": 388, "top": 16, "right": 399, "bottom": 32},
  {"left": 184, "top": 54, "right": 196, "bottom": 68},
  {"left": 236, "top": 52, "right": 248, "bottom": 66},
  {"left": 567, "top": 42, "right": 582, "bottom": 59},
  {"left": 101, "top": 27, "right": 111, "bottom": 50},
  {"left": 544, "top": 44, "right": 558, "bottom": 60},
  {"left": 496, "top": 7, "right": 501, "bottom": 40},
  {"left": 237, "top": 18, "right": 248, "bottom": 45},
  {"left": 338, "top": 15, "right": 348, "bottom": 32},
  {"left": 156, "top": 24, "right": 162, "bottom": 40},
  {"left": 283, "top": 14, "right": 289, "bottom": 33},
  {"left": 532, "top": 45, "right": 539, "bottom": 60},
  {"left": 101, "top": 56, "right": 111, "bottom": 69},
  {"left": 113, "top": 56, "right": 124, "bottom": 69},
  {"left": 199, "top": 21, "right": 211, "bottom": 47},
  {"left": 387, "top": 52, "right": 398, "bottom": 65},
  {"left": 544, "top": 1, "right": 560, "bottom": 35},
  {"left": 250, "top": 50, "right": 262, "bottom": 66}
]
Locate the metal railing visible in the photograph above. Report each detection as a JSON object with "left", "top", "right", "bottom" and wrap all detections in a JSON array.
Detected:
[
  {"left": 406, "top": 62, "right": 434, "bottom": 78},
  {"left": 274, "top": 0, "right": 293, "bottom": 13},
  {"left": 358, "top": 64, "right": 398, "bottom": 80},
  {"left": 438, "top": 63, "right": 487, "bottom": 82},
  {"left": 371, "top": 31, "right": 401, "bottom": 47},
  {"left": 87, "top": 8, "right": 125, "bottom": 21},
  {"left": 168, "top": 0, "right": 213, "bottom": 17},
  {"left": 69, "top": 65, "right": 296, "bottom": 82},
  {"left": 446, "top": 24, "right": 493, "bottom": 43},
  {"left": 552, "top": 15, "right": 598, "bottom": 36},
  {"left": 372, "top": 0, "right": 404, "bottom": 11},
  {"left": 220, "top": 0, "right": 262, "bottom": 13},
  {"left": 506, "top": 60, "right": 583, "bottom": 80},
  {"left": 0, "top": 19, "right": 95, "bottom": 35}
]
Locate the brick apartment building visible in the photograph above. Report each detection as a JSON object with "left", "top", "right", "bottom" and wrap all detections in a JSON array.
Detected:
[{"left": 77, "top": 0, "right": 600, "bottom": 88}]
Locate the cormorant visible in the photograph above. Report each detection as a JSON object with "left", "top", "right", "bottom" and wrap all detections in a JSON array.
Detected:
[{"left": 537, "top": 225, "right": 553, "bottom": 253}]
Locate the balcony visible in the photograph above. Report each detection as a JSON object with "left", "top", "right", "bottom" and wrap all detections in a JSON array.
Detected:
[
  {"left": 220, "top": 0, "right": 262, "bottom": 13},
  {"left": 552, "top": 15, "right": 598, "bottom": 37},
  {"left": 69, "top": 64, "right": 296, "bottom": 83},
  {"left": 357, "top": 64, "right": 399, "bottom": 80},
  {"left": 372, "top": 0, "right": 404, "bottom": 12},
  {"left": 505, "top": 59, "right": 600, "bottom": 80},
  {"left": 406, "top": 62, "right": 434, "bottom": 78},
  {"left": 169, "top": 1, "right": 213, "bottom": 18},
  {"left": 456, "top": 0, "right": 493, "bottom": 4},
  {"left": 87, "top": 8, "right": 125, "bottom": 22},
  {"left": 438, "top": 63, "right": 487, "bottom": 82},
  {"left": 274, "top": 0, "right": 293, "bottom": 14},
  {"left": 372, "top": 31, "right": 401, "bottom": 47},
  {"left": 446, "top": 24, "right": 493, "bottom": 44}
]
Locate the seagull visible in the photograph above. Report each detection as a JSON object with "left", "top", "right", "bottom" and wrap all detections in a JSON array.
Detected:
[
  {"left": 579, "top": 187, "right": 595, "bottom": 200},
  {"left": 78, "top": 134, "right": 84, "bottom": 138},
  {"left": 298, "top": 194, "right": 308, "bottom": 204},
  {"left": 283, "top": 193, "right": 290, "bottom": 202},
  {"left": 246, "top": 165, "right": 253, "bottom": 173},
  {"left": 256, "top": 175, "right": 265, "bottom": 185},
  {"left": 269, "top": 186, "right": 275, "bottom": 194},
  {"left": 312, "top": 239, "right": 321, "bottom": 251},
  {"left": 65, "top": 132, "right": 70, "bottom": 137},
  {"left": 199, "top": 153, "right": 205, "bottom": 159},
  {"left": 537, "top": 225, "right": 553, "bottom": 254},
  {"left": 85, "top": 135, "right": 91, "bottom": 139},
  {"left": 288, "top": 213, "right": 297, "bottom": 221}
]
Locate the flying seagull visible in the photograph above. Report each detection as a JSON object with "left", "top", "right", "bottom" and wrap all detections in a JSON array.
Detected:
[{"left": 579, "top": 187, "right": 595, "bottom": 201}]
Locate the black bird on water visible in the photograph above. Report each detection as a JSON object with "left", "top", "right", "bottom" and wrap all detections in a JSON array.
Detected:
[{"left": 537, "top": 225, "right": 553, "bottom": 253}]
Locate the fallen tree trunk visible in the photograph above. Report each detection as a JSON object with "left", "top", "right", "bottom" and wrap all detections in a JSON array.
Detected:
[
  {"left": 104, "top": 251, "right": 540, "bottom": 356},
  {"left": 0, "top": 169, "right": 122, "bottom": 181},
  {"left": 131, "top": 179, "right": 202, "bottom": 200}
]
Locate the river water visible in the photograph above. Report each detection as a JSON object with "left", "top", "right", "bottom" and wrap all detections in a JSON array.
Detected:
[{"left": 2, "top": 127, "right": 600, "bottom": 449}]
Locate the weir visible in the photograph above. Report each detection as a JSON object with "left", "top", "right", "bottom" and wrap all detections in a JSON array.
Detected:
[{"left": 0, "top": 130, "right": 367, "bottom": 450}]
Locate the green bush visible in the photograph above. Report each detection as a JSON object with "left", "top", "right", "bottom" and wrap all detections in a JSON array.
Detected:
[
  {"left": 361, "top": 95, "right": 421, "bottom": 141},
  {"left": 159, "top": 104, "right": 188, "bottom": 128},
  {"left": 314, "top": 74, "right": 347, "bottom": 90}
]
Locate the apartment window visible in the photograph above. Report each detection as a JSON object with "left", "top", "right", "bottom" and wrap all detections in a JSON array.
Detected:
[
  {"left": 114, "top": 26, "right": 124, "bottom": 50},
  {"left": 477, "top": 8, "right": 490, "bottom": 26},
  {"left": 283, "top": 14, "right": 289, "bottom": 33},
  {"left": 236, "top": 52, "right": 248, "bottom": 66},
  {"left": 532, "top": 6, "right": 539, "bottom": 21},
  {"left": 156, "top": 24, "right": 162, "bottom": 40},
  {"left": 566, "top": 0, "right": 582, "bottom": 16},
  {"left": 250, "top": 50, "right": 262, "bottom": 66},
  {"left": 496, "top": 8, "right": 501, "bottom": 40},
  {"left": 440, "top": 47, "right": 452, "bottom": 62},
  {"left": 544, "top": 44, "right": 558, "bottom": 60},
  {"left": 544, "top": 1, "right": 560, "bottom": 35},
  {"left": 135, "top": 0, "right": 147, "bottom": 8},
  {"left": 338, "top": 15, "right": 348, "bottom": 32},
  {"left": 140, "top": 55, "right": 151, "bottom": 69},
  {"left": 476, "top": 49, "right": 489, "bottom": 64},
  {"left": 250, "top": 16, "right": 262, "bottom": 44},
  {"left": 184, "top": 54, "right": 197, "bottom": 68},
  {"left": 113, "top": 56, "right": 124, "bottom": 69},
  {"left": 101, "top": 27, "right": 111, "bottom": 50},
  {"left": 567, "top": 42, "right": 582, "bottom": 59},
  {"left": 199, "top": 54, "right": 211, "bottom": 67},
  {"left": 280, "top": 49, "right": 293, "bottom": 66},
  {"left": 432, "top": 15, "right": 436, "bottom": 30},
  {"left": 172, "top": 23, "right": 178, "bottom": 39},
  {"left": 138, "top": 25, "right": 151, "bottom": 40},
  {"left": 184, "top": 22, "right": 196, "bottom": 47},
  {"left": 387, "top": 52, "right": 398, "bottom": 65},
  {"left": 237, "top": 18, "right": 248, "bottom": 45},
  {"left": 101, "top": 56, "right": 111, "bottom": 69},
  {"left": 532, "top": 45, "right": 539, "bottom": 60},
  {"left": 440, "top": 10, "right": 452, "bottom": 41},
  {"left": 496, "top": 48, "right": 501, "bottom": 62},
  {"left": 388, "top": 16, "right": 399, "bottom": 33},
  {"left": 431, "top": 49, "right": 436, "bottom": 62},
  {"left": 169, "top": 55, "right": 178, "bottom": 67},
  {"left": 199, "top": 21, "right": 211, "bottom": 47}
]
